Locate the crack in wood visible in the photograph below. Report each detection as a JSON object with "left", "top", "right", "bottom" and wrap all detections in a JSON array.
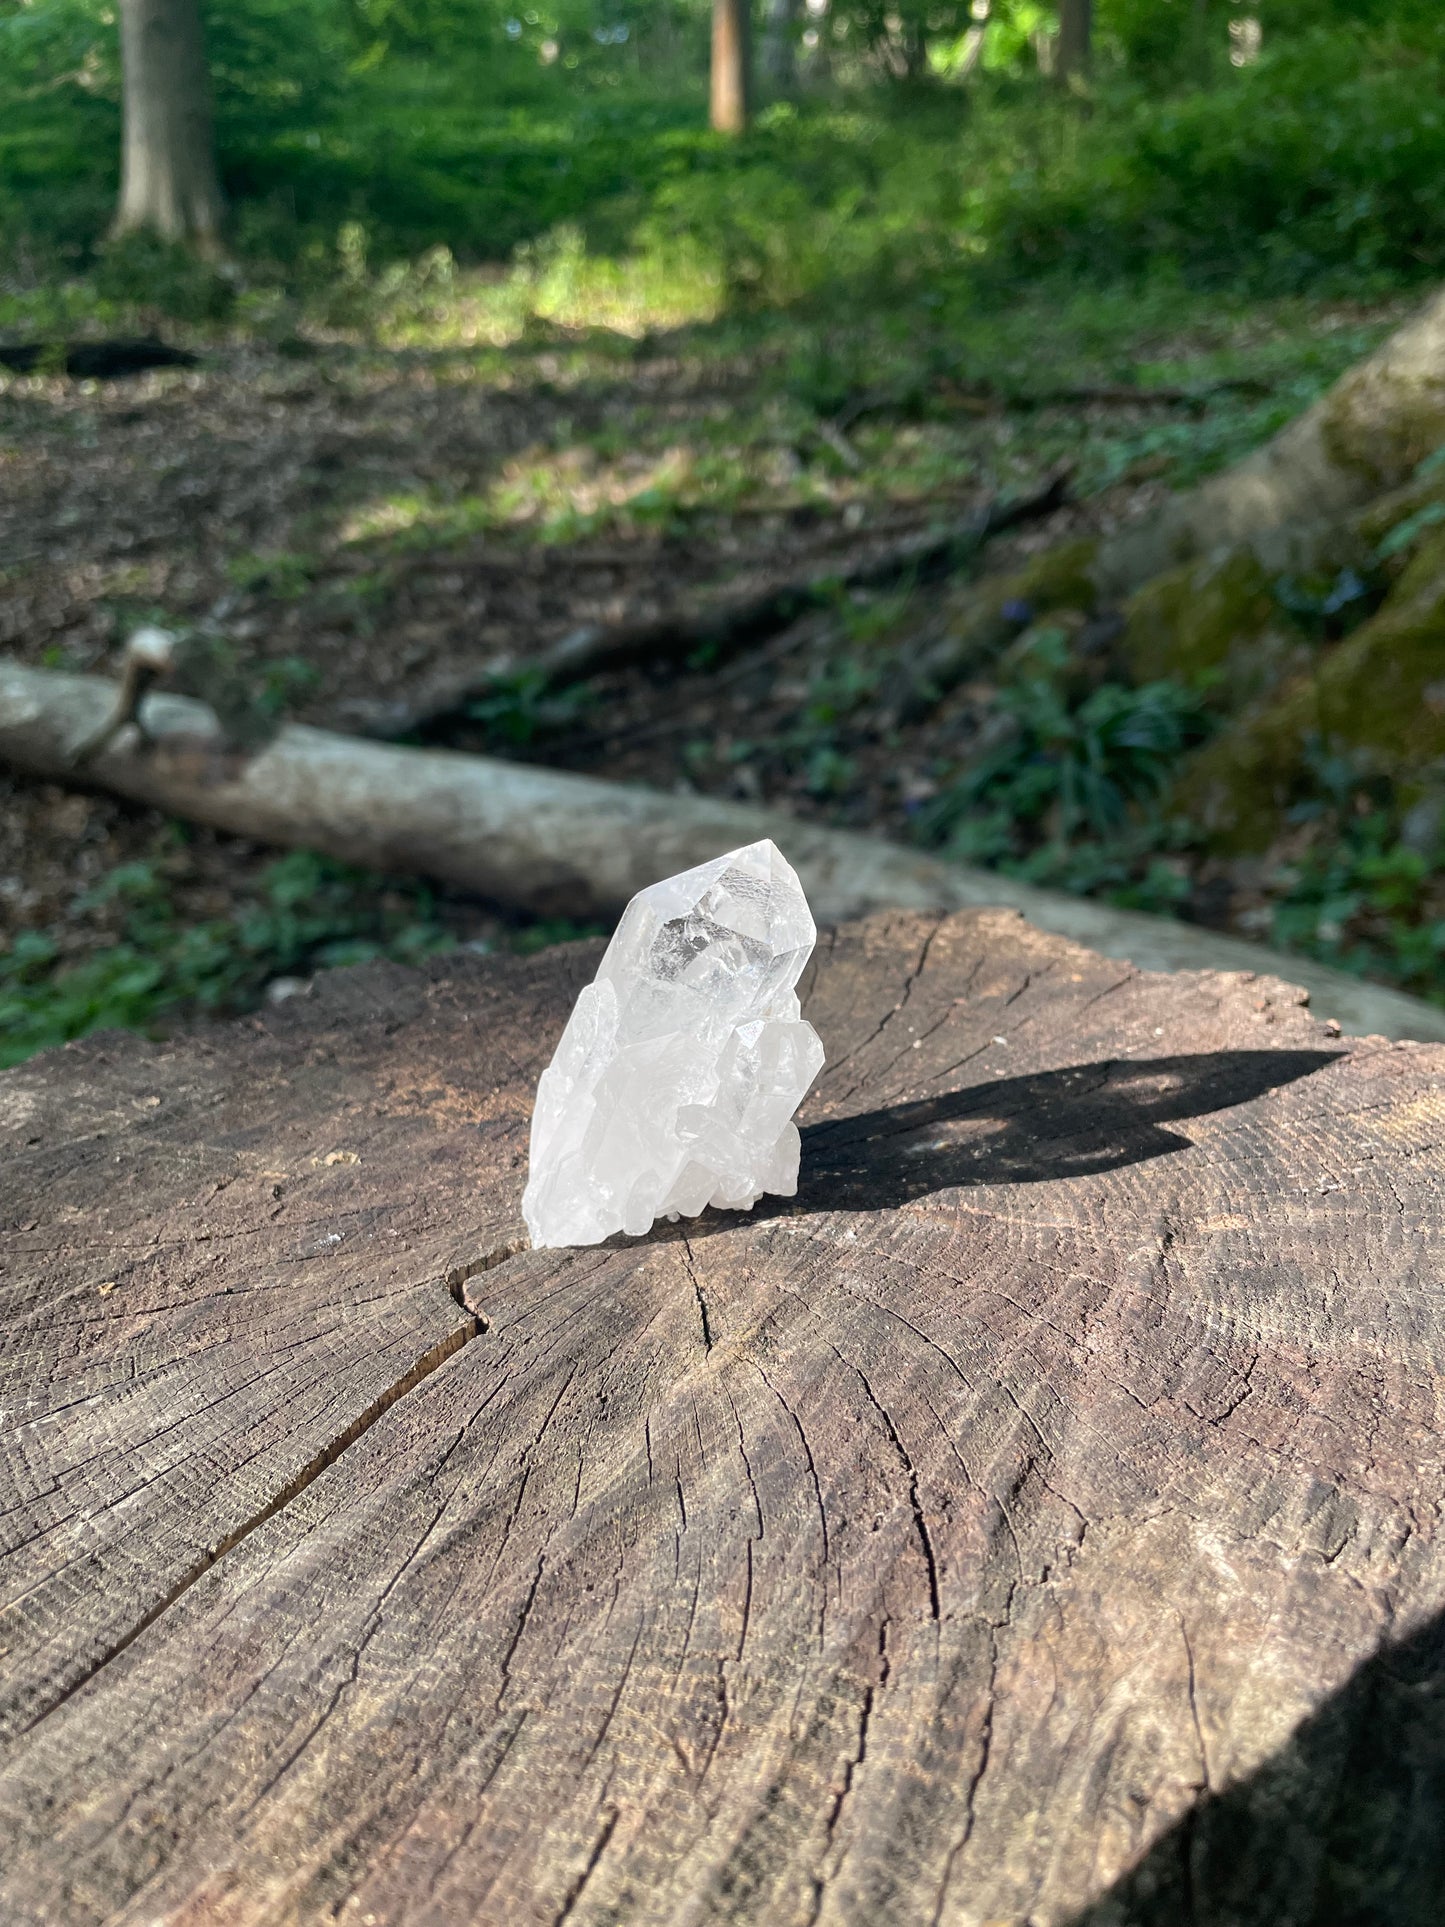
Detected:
[
  {"left": 19, "top": 1236, "right": 528, "bottom": 1740},
  {"left": 552, "top": 1805, "right": 620, "bottom": 1925},
  {"left": 834, "top": 1346, "right": 942, "bottom": 1622}
]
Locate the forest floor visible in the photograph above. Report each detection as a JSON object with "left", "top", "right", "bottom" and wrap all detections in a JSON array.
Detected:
[{"left": 0, "top": 277, "right": 1419, "bottom": 1061}]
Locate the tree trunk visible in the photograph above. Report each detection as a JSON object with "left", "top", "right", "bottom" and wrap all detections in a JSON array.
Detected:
[
  {"left": 113, "top": 0, "right": 224, "bottom": 251},
  {"left": 955, "top": 0, "right": 991, "bottom": 80},
  {"left": 762, "top": 0, "right": 798, "bottom": 90},
  {"left": 3, "top": 916, "right": 1444, "bottom": 1923},
  {"left": 880, "top": 283, "right": 1445, "bottom": 886},
  {"left": 1095, "top": 281, "right": 1445, "bottom": 594},
  {"left": 1056, "top": 0, "right": 1092, "bottom": 79},
  {"left": 711, "top": 0, "right": 752, "bottom": 133}
]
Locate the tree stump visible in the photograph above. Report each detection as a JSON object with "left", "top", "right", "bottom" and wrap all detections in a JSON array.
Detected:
[{"left": 2, "top": 908, "right": 1442, "bottom": 1926}]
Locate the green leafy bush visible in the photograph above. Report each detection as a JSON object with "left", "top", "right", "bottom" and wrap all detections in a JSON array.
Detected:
[
  {"left": 7, "top": 0, "right": 1441, "bottom": 306},
  {"left": 980, "top": 25, "right": 1445, "bottom": 289}
]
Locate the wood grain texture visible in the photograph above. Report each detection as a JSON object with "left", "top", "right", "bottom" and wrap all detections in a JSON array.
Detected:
[
  {"left": 0, "top": 947, "right": 595, "bottom": 1745},
  {"left": 2, "top": 909, "right": 1443, "bottom": 1926}
]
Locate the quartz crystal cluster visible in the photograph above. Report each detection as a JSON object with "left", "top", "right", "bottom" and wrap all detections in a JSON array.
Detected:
[{"left": 523, "top": 840, "right": 825, "bottom": 1248}]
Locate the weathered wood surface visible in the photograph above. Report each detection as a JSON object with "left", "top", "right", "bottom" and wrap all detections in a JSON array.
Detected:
[
  {"left": 0, "top": 952, "right": 575, "bottom": 1741},
  {"left": 2, "top": 909, "right": 1443, "bottom": 1926}
]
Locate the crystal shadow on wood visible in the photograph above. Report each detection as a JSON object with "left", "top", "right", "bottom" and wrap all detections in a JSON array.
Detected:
[{"left": 783, "top": 1050, "right": 1343, "bottom": 1213}]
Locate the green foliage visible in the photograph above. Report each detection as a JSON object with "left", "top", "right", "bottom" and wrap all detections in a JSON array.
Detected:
[
  {"left": 4, "top": 0, "right": 1444, "bottom": 1027},
  {"left": 916, "top": 632, "right": 1214, "bottom": 878},
  {"left": 1269, "top": 744, "right": 1445, "bottom": 1001},
  {"left": 0, "top": 849, "right": 455, "bottom": 1067},
  {"left": 0, "top": 842, "right": 612, "bottom": 1066},
  {"left": 1376, "top": 501, "right": 1445, "bottom": 563},
  {"left": 465, "top": 667, "right": 595, "bottom": 745},
  {"left": 93, "top": 232, "right": 238, "bottom": 322},
  {"left": 4, "top": 0, "right": 1442, "bottom": 305},
  {"left": 507, "top": 914, "right": 609, "bottom": 952},
  {"left": 1271, "top": 566, "right": 1378, "bottom": 641},
  {"left": 981, "top": 24, "right": 1445, "bottom": 290}
]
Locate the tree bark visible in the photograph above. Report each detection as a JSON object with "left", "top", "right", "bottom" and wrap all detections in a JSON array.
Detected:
[
  {"left": 3, "top": 919, "right": 1444, "bottom": 1923},
  {"left": 711, "top": 0, "right": 752, "bottom": 133},
  {"left": 955, "top": 0, "right": 991, "bottom": 80},
  {"left": 113, "top": 0, "right": 225, "bottom": 251},
  {"left": 1056, "top": 0, "right": 1092, "bottom": 79},
  {"left": 3, "top": 653, "right": 1443, "bottom": 1041}
]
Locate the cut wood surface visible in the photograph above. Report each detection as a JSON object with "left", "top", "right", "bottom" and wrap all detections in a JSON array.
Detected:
[
  {"left": 0, "top": 950, "right": 580, "bottom": 1743},
  {"left": 5, "top": 652, "right": 1444, "bottom": 1045},
  {"left": 3, "top": 910, "right": 1444, "bottom": 1925}
]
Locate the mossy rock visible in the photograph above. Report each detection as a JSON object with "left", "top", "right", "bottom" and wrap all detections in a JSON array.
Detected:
[
  {"left": 1121, "top": 548, "right": 1299, "bottom": 703},
  {"left": 1172, "top": 526, "right": 1445, "bottom": 851}
]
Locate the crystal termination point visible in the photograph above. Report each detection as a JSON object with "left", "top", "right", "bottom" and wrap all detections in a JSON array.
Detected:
[{"left": 523, "top": 840, "right": 825, "bottom": 1248}]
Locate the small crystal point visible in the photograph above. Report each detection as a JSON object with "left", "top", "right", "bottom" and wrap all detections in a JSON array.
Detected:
[{"left": 523, "top": 839, "right": 825, "bottom": 1248}]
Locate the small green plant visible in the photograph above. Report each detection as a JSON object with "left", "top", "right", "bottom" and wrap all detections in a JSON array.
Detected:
[
  {"left": 918, "top": 662, "right": 1214, "bottom": 860},
  {"left": 805, "top": 745, "right": 857, "bottom": 797},
  {"left": 1269, "top": 743, "right": 1445, "bottom": 1000},
  {"left": 804, "top": 649, "right": 883, "bottom": 729},
  {"left": 465, "top": 668, "right": 595, "bottom": 747},
  {"left": 0, "top": 850, "right": 456, "bottom": 1069},
  {"left": 225, "top": 552, "right": 318, "bottom": 600}
]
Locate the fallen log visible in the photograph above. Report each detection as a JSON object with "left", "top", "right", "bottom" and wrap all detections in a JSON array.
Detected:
[
  {"left": 4, "top": 653, "right": 1442, "bottom": 1042},
  {"left": 348, "top": 472, "right": 1071, "bottom": 738},
  {"left": 2, "top": 912, "right": 1443, "bottom": 1922}
]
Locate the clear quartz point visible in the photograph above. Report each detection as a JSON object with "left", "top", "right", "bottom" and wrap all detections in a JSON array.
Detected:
[{"left": 522, "top": 839, "right": 825, "bottom": 1248}]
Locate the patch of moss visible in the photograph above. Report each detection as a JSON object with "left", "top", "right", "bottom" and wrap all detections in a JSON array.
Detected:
[
  {"left": 1015, "top": 538, "right": 1102, "bottom": 617},
  {"left": 928, "top": 538, "right": 1100, "bottom": 670},
  {"left": 1167, "top": 688, "right": 1312, "bottom": 851},
  {"left": 1312, "top": 526, "right": 1445, "bottom": 763},
  {"left": 1121, "top": 547, "right": 1282, "bottom": 694},
  {"left": 1172, "top": 526, "right": 1445, "bottom": 851}
]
